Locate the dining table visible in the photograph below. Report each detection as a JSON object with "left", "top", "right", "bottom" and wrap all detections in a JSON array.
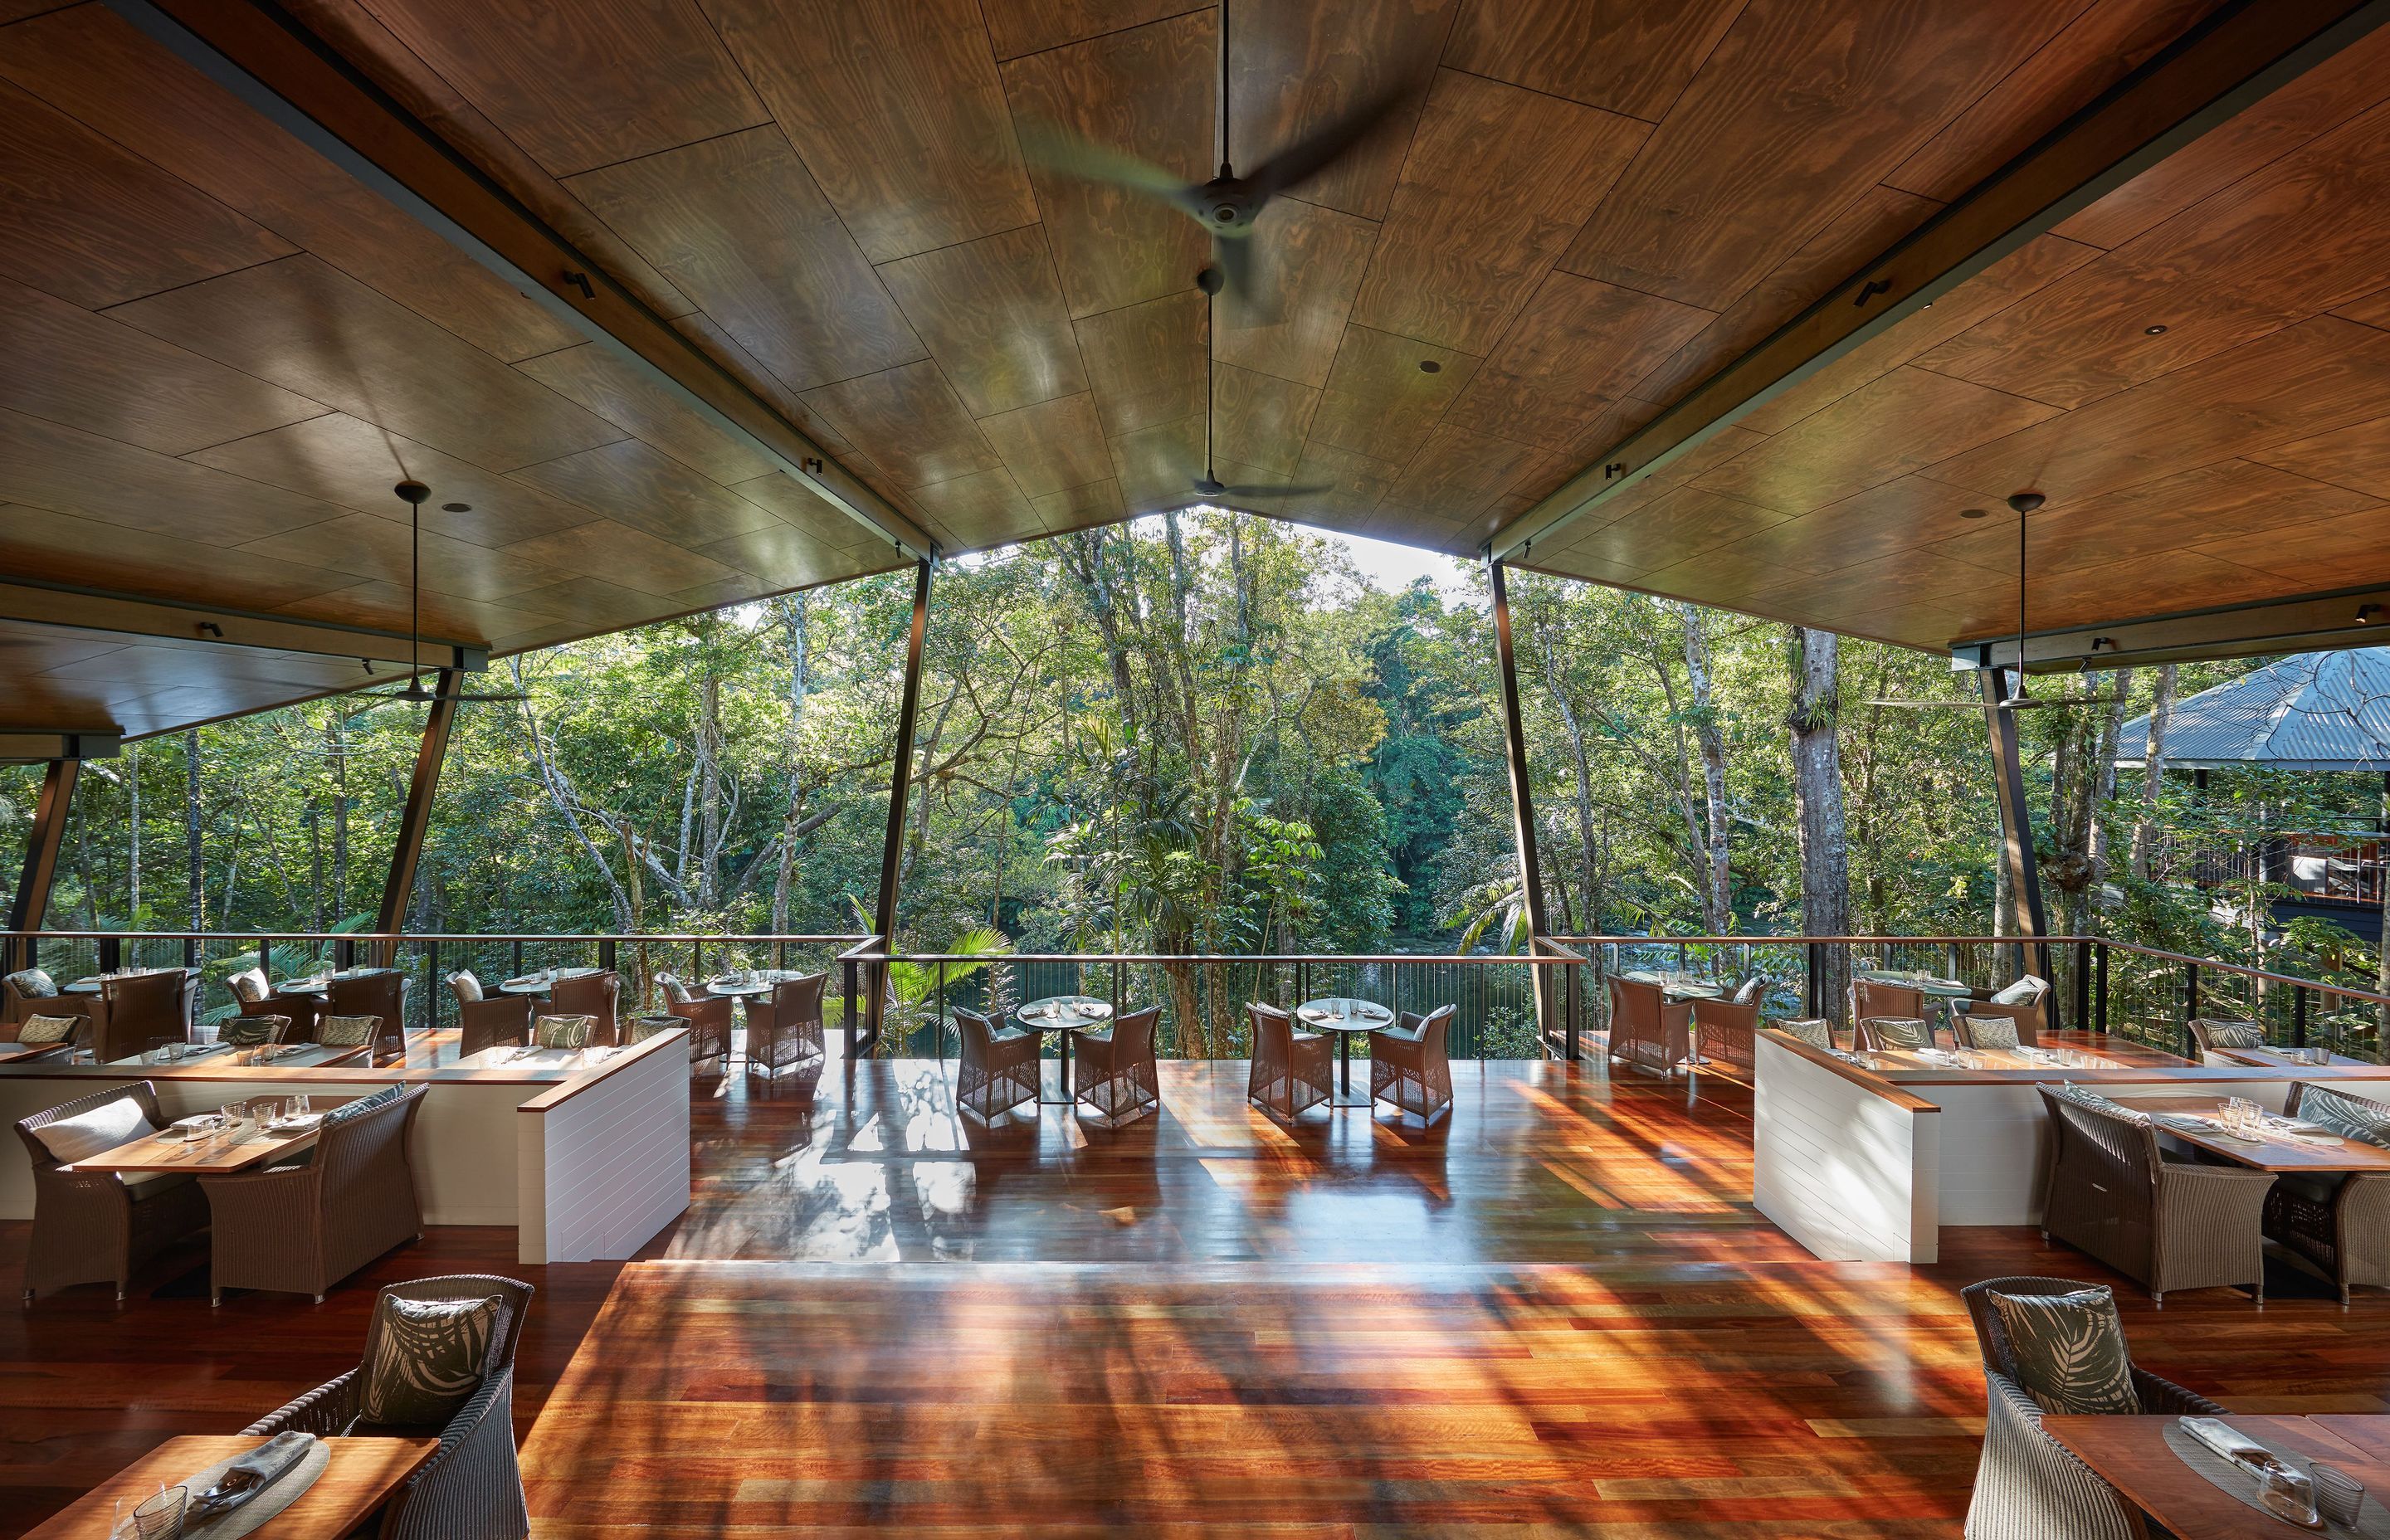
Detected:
[
  {"left": 61, "top": 965, "right": 199, "bottom": 996},
  {"left": 496, "top": 965, "right": 598, "bottom": 997},
  {"left": 449, "top": 1044, "right": 611, "bottom": 1070},
  {"left": 2213, "top": 1042, "right": 2375, "bottom": 1069},
  {"left": 22, "top": 1433, "right": 438, "bottom": 1539},
  {"left": 68, "top": 1111, "right": 324, "bottom": 1177},
  {"left": 276, "top": 965, "right": 404, "bottom": 994},
  {"left": 105, "top": 1040, "right": 369, "bottom": 1070},
  {"left": 2044, "top": 1414, "right": 2390, "bottom": 1539},
  {"left": 1295, "top": 997, "right": 1394, "bottom": 1101},
  {"left": 1017, "top": 995, "right": 1114, "bottom": 1104},
  {"left": 2113, "top": 1092, "right": 2390, "bottom": 1174}
]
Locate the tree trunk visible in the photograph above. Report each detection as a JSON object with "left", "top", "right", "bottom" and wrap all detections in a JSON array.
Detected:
[
  {"left": 1677, "top": 603, "right": 1733, "bottom": 932},
  {"left": 126, "top": 742, "right": 140, "bottom": 922},
  {"left": 771, "top": 593, "right": 811, "bottom": 934},
  {"left": 328, "top": 712, "right": 349, "bottom": 921},
  {"left": 2129, "top": 663, "right": 2176, "bottom": 881},
  {"left": 1786, "top": 628, "right": 1851, "bottom": 1021},
  {"left": 184, "top": 728, "right": 203, "bottom": 931},
  {"left": 2086, "top": 667, "right": 2133, "bottom": 913}
]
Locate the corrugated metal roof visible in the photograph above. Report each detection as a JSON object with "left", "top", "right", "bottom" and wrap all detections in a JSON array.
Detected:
[{"left": 2116, "top": 648, "right": 2390, "bottom": 771}]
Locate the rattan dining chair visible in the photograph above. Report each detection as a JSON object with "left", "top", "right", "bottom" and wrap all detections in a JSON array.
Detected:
[
  {"left": 954, "top": 1006, "right": 1039, "bottom": 1123},
  {"left": 1690, "top": 993, "right": 1762, "bottom": 1073},
  {"left": 202, "top": 1084, "right": 427, "bottom": 1304},
  {"left": 1073, "top": 1004, "right": 1161, "bottom": 1128},
  {"left": 219, "top": 1012, "right": 292, "bottom": 1047},
  {"left": 2186, "top": 1016, "right": 2266, "bottom": 1055},
  {"left": 1952, "top": 1013, "right": 2023, "bottom": 1050},
  {"left": 1961, "top": 980, "right": 2051, "bottom": 1045},
  {"left": 2, "top": 967, "right": 86, "bottom": 1033},
  {"left": 1959, "top": 1274, "right": 2222, "bottom": 1540},
  {"left": 1856, "top": 1016, "right": 1934, "bottom": 1051},
  {"left": 1247, "top": 1001, "right": 1331, "bottom": 1121},
  {"left": 1852, "top": 977, "right": 1930, "bottom": 1038},
  {"left": 245, "top": 1273, "right": 534, "bottom": 1540},
  {"left": 2035, "top": 1086, "right": 2275, "bottom": 1304},
  {"left": 16, "top": 1080, "right": 208, "bottom": 1302},
  {"left": 329, "top": 971, "right": 405, "bottom": 1040},
  {"left": 2265, "top": 1081, "right": 2390, "bottom": 1304},
  {"left": 1368, "top": 1003, "right": 1454, "bottom": 1123},
  {"left": 1605, "top": 975, "right": 1690, "bottom": 1076},
  {"left": 745, "top": 972, "right": 826, "bottom": 1079},
  {"left": 549, "top": 970, "right": 621, "bottom": 1046},
  {"left": 85, "top": 970, "right": 189, "bottom": 1063},
  {"left": 460, "top": 995, "right": 534, "bottom": 1057},
  {"left": 655, "top": 972, "right": 732, "bottom": 1075}
]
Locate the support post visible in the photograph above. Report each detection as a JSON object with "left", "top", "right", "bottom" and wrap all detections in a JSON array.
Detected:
[
  {"left": 374, "top": 670, "right": 459, "bottom": 958},
  {"left": 6, "top": 758, "right": 78, "bottom": 966},
  {"left": 870, "top": 559, "right": 933, "bottom": 1050},
  {"left": 1487, "top": 560, "right": 1558, "bottom": 1039},
  {"left": 1981, "top": 668, "right": 2052, "bottom": 989}
]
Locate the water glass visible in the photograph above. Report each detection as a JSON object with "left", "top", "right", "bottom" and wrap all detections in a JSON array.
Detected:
[
  {"left": 289, "top": 1094, "right": 311, "bottom": 1118},
  {"left": 2313, "top": 1463, "right": 2366, "bottom": 1526},
  {"left": 252, "top": 1098, "right": 280, "bottom": 1128},
  {"left": 2257, "top": 1464, "right": 2318, "bottom": 1528},
  {"left": 132, "top": 1484, "right": 187, "bottom": 1539},
  {"left": 219, "top": 1100, "right": 246, "bottom": 1130}
]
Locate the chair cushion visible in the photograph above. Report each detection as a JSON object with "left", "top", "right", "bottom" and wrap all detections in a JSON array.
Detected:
[
  {"left": 1866, "top": 1017, "right": 1934, "bottom": 1049},
  {"left": 2052, "top": 1080, "right": 2131, "bottom": 1117},
  {"left": 2199, "top": 1019, "right": 2266, "bottom": 1049},
  {"left": 622, "top": 1015, "right": 680, "bottom": 1044},
  {"left": 1991, "top": 975, "right": 2047, "bottom": 1006},
  {"left": 323, "top": 1085, "right": 402, "bottom": 1128},
  {"left": 1962, "top": 1014, "right": 2021, "bottom": 1050},
  {"left": 32, "top": 1095, "right": 156, "bottom": 1165},
  {"left": 1987, "top": 1284, "right": 2140, "bottom": 1416},
  {"left": 317, "top": 1014, "right": 379, "bottom": 1047},
  {"left": 5, "top": 967, "right": 56, "bottom": 998},
  {"left": 1771, "top": 1018, "right": 1833, "bottom": 1048},
  {"left": 227, "top": 967, "right": 271, "bottom": 1004},
  {"left": 658, "top": 974, "right": 695, "bottom": 1006},
  {"left": 2297, "top": 1084, "right": 2390, "bottom": 1148},
  {"left": 17, "top": 1013, "right": 80, "bottom": 1045},
  {"left": 447, "top": 971, "right": 483, "bottom": 1004},
  {"left": 534, "top": 1014, "right": 595, "bottom": 1050},
  {"left": 358, "top": 1292, "right": 503, "bottom": 1427},
  {"left": 221, "top": 1015, "right": 286, "bottom": 1046},
  {"left": 1733, "top": 977, "right": 1763, "bottom": 1006}
]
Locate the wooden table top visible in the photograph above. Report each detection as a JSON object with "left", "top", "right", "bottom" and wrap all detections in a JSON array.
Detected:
[
  {"left": 61, "top": 967, "right": 198, "bottom": 995},
  {"left": 2114, "top": 1092, "right": 2390, "bottom": 1172},
  {"left": 0, "top": 1040, "right": 62, "bottom": 1063},
  {"left": 22, "top": 1434, "right": 437, "bottom": 1539},
  {"left": 1295, "top": 997, "right": 1393, "bottom": 1031},
  {"left": 2046, "top": 1415, "right": 2390, "bottom": 1540},
  {"left": 449, "top": 1044, "right": 597, "bottom": 1070},
  {"left": 106, "top": 1042, "right": 369, "bottom": 1070},
  {"left": 2217, "top": 1043, "right": 2375, "bottom": 1069},
  {"left": 69, "top": 1118, "right": 321, "bottom": 1175}
]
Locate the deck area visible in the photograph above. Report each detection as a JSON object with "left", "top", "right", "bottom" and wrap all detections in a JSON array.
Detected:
[{"left": 7, "top": 1054, "right": 2388, "bottom": 1535}]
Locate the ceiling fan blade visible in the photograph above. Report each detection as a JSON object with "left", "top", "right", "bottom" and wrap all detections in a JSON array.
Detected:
[
  {"left": 1017, "top": 121, "right": 1201, "bottom": 213},
  {"left": 1243, "top": 78, "right": 1420, "bottom": 200},
  {"left": 1861, "top": 699, "right": 1978, "bottom": 709},
  {"left": 2001, "top": 693, "right": 2126, "bottom": 710},
  {"left": 1218, "top": 482, "right": 1333, "bottom": 499}
]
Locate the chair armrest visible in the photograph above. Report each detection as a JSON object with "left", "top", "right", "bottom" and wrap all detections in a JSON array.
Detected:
[
  {"left": 2133, "top": 1367, "right": 2226, "bottom": 1417},
  {"left": 199, "top": 1162, "right": 321, "bottom": 1222},
  {"left": 419, "top": 1365, "right": 515, "bottom": 1474},
  {"left": 243, "top": 1368, "right": 361, "bottom": 1436}
]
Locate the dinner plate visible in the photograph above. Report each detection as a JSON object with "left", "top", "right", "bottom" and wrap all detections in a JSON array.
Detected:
[{"left": 266, "top": 1114, "right": 324, "bottom": 1134}]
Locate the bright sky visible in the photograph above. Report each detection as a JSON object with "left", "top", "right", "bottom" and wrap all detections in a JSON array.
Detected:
[{"left": 1321, "top": 528, "right": 1477, "bottom": 603}]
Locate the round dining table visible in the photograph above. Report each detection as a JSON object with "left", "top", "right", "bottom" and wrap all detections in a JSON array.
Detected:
[
  {"left": 1296, "top": 997, "right": 1393, "bottom": 1101},
  {"left": 1017, "top": 995, "right": 1113, "bottom": 1104},
  {"left": 499, "top": 966, "right": 599, "bottom": 997},
  {"left": 61, "top": 966, "right": 199, "bottom": 996}
]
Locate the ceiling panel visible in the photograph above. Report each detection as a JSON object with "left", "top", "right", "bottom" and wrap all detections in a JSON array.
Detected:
[
  {"left": 1441, "top": 0, "right": 1745, "bottom": 123},
  {"left": 876, "top": 225, "right": 1088, "bottom": 418},
  {"left": 510, "top": 343, "right": 775, "bottom": 486},
  {"left": 1226, "top": 0, "right": 1454, "bottom": 223},
  {"left": 1212, "top": 197, "right": 1378, "bottom": 390},
  {"left": 801, "top": 360, "right": 1004, "bottom": 490},
  {"left": 507, "top": 439, "right": 782, "bottom": 547},
  {"left": 978, "top": 392, "right": 1112, "bottom": 500},
  {"left": 978, "top": 0, "right": 1189, "bottom": 61}
]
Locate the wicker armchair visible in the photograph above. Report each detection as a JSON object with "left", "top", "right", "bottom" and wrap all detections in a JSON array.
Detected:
[
  {"left": 1369, "top": 1003, "right": 1454, "bottom": 1123},
  {"left": 745, "top": 972, "right": 825, "bottom": 1079},
  {"left": 329, "top": 972, "right": 405, "bottom": 1039},
  {"left": 1963, "top": 982, "right": 2051, "bottom": 1045},
  {"left": 954, "top": 1006, "right": 1039, "bottom": 1123},
  {"left": 1853, "top": 978, "right": 1931, "bottom": 1041},
  {"left": 1606, "top": 975, "right": 1690, "bottom": 1076},
  {"left": 1247, "top": 1001, "right": 1330, "bottom": 1120},
  {"left": 2186, "top": 1016, "right": 2265, "bottom": 1056},
  {"left": 1073, "top": 1004, "right": 1161, "bottom": 1128},
  {"left": 16, "top": 1081, "right": 209, "bottom": 1302},
  {"left": 656, "top": 973, "right": 731, "bottom": 1075},
  {"left": 1690, "top": 993, "right": 1761, "bottom": 1074},
  {"left": 245, "top": 1274, "right": 534, "bottom": 1540},
  {"left": 1960, "top": 1274, "right": 2223, "bottom": 1540},
  {"left": 2036, "top": 1087, "right": 2275, "bottom": 1304},
  {"left": 85, "top": 970, "right": 192, "bottom": 1063},
  {"left": 1953, "top": 1012, "right": 2024, "bottom": 1050},
  {"left": 459, "top": 995, "right": 533, "bottom": 1057},
  {"left": 3, "top": 967, "right": 88, "bottom": 1036},
  {"left": 551, "top": 970, "right": 621, "bottom": 1046},
  {"left": 1857, "top": 1016, "right": 1934, "bottom": 1051},
  {"left": 2265, "top": 1081, "right": 2390, "bottom": 1304},
  {"left": 245, "top": 984, "right": 323, "bottom": 1042},
  {"left": 202, "top": 1084, "right": 427, "bottom": 1304}
]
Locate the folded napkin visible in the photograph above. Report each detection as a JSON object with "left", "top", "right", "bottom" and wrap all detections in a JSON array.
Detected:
[
  {"left": 189, "top": 1431, "right": 315, "bottom": 1521},
  {"left": 500, "top": 973, "right": 545, "bottom": 989}
]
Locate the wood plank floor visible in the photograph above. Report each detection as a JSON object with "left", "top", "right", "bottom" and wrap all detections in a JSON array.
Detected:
[{"left": 6, "top": 1050, "right": 2388, "bottom": 1536}]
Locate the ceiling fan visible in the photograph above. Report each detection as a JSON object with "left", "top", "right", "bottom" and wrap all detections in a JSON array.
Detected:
[
  {"left": 1020, "top": 6, "right": 1419, "bottom": 318},
  {"left": 359, "top": 480, "right": 525, "bottom": 706},
  {"left": 1867, "top": 491, "right": 2127, "bottom": 713}
]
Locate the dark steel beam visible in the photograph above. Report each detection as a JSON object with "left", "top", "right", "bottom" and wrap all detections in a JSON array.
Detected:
[
  {"left": 110, "top": 0, "right": 934, "bottom": 563},
  {"left": 1488, "top": 559, "right": 1559, "bottom": 1040},
  {"left": 7, "top": 758, "right": 80, "bottom": 943},
  {"left": 1982, "top": 667, "right": 2055, "bottom": 997},
  {"left": 1, "top": 581, "right": 485, "bottom": 672},
  {"left": 374, "top": 668, "right": 459, "bottom": 948},
  {"left": 1490, "top": 0, "right": 2390, "bottom": 564},
  {"left": 1960, "top": 580, "right": 2390, "bottom": 675},
  {"left": 0, "top": 733, "right": 122, "bottom": 765},
  {"left": 868, "top": 560, "right": 934, "bottom": 1049}
]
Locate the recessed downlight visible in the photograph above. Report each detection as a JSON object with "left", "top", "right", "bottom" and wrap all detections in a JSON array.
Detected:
[
  {"left": 2144, "top": 324, "right": 2168, "bottom": 335},
  {"left": 1418, "top": 359, "right": 1441, "bottom": 373},
  {"left": 441, "top": 502, "right": 471, "bottom": 513},
  {"left": 1959, "top": 507, "right": 1990, "bottom": 519}
]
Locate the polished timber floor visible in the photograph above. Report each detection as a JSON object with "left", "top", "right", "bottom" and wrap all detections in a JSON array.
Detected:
[{"left": 7, "top": 1045, "right": 2389, "bottom": 1536}]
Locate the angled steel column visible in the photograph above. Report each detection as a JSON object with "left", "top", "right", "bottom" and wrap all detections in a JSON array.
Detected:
[
  {"left": 374, "top": 670, "right": 459, "bottom": 953},
  {"left": 7, "top": 758, "right": 80, "bottom": 968},
  {"left": 868, "top": 560, "right": 934, "bottom": 1052},
  {"left": 1981, "top": 668, "right": 2054, "bottom": 995},
  {"left": 1488, "top": 561, "right": 1558, "bottom": 1043}
]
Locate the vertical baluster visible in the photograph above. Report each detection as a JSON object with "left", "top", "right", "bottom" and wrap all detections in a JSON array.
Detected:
[{"left": 2183, "top": 962, "right": 2200, "bottom": 1059}]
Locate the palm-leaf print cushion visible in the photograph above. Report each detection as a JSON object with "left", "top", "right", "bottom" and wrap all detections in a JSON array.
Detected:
[
  {"left": 1773, "top": 1018, "right": 1833, "bottom": 1048},
  {"left": 2198, "top": 1019, "right": 2266, "bottom": 1049},
  {"left": 2297, "top": 1084, "right": 2390, "bottom": 1148},
  {"left": 534, "top": 1014, "right": 595, "bottom": 1050},
  {"left": 220, "top": 1015, "right": 288, "bottom": 1046},
  {"left": 17, "top": 1013, "right": 80, "bottom": 1045},
  {"left": 1988, "top": 1285, "right": 2139, "bottom": 1416},
  {"left": 358, "top": 1293, "right": 503, "bottom": 1427},
  {"left": 1866, "top": 1017, "right": 1933, "bottom": 1049},
  {"left": 5, "top": 967, "right": 57, "bottom": 998},
  {"left": 1962, "top": 1014, "right": 2020, "bottom": 1050},
  {"left": 317, "top": 1014, "right": 379, "bottom": 1047}
]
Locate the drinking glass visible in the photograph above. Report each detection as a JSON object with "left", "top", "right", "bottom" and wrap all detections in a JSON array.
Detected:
[
  {"left": 132, "top": 1484, "right": 187, "bottom": 1539},
  {"left": 252, "top": 1098, "right": 280, "bottom": 1128},
  {"left": 2256, "top": 1464, "right": 2318, "bottom": 1527},
  {"left": 220, "top": 1100, "right": 246, "bottom": 1130},
  {"left": 289, "top": 1094, "right": 311, "bottom": 1118},
  {"left": 2313, "top": 1463, "right": 2365, "bottom": 1527}
]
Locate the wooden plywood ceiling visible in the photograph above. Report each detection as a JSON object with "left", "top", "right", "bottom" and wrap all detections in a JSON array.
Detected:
[{"left": 8, "top": 0, "right": 2390, "bottom": 738}]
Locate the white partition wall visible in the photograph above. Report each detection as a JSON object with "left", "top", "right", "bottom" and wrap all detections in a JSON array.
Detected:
[
  {"left": 1753, "top": 1033, "right": 1941, "bottom": 1263},
  {"left": 517, "top": 1031, "right": 691, "bottom": 1265}
]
